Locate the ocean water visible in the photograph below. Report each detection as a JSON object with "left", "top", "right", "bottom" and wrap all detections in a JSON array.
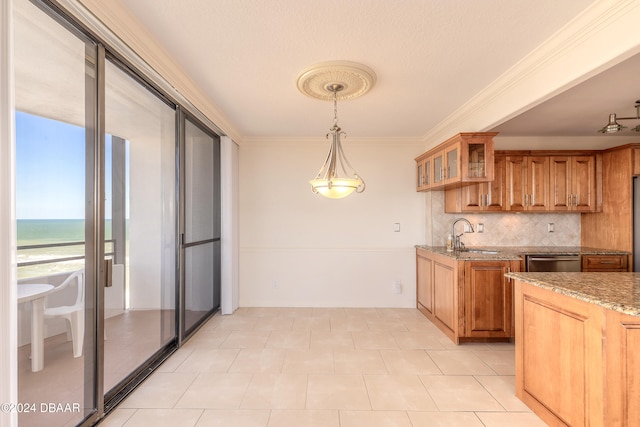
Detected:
[{"left": 17, "top": 219, "right": 113, "bottom": 279}]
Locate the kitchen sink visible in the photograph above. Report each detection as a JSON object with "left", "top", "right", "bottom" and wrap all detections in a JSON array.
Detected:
[{"left": 461, "top": 249, "right": 499, "bottom": 254}]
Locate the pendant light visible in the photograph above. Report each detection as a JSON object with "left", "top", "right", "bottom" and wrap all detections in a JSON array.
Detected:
[
  {"left": 296, "top": 61, "right": 376, "bottom": 199},
  {"left": 309, "top": 84, "right": 365, "bottom": 199},
  {"left": 597, "top": 100, "right": 640, "bottom": 133}
]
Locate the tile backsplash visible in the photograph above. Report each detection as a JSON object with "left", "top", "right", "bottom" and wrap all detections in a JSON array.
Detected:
[{"left": 424, "top": 191, "right": 581, "bottom": 247}]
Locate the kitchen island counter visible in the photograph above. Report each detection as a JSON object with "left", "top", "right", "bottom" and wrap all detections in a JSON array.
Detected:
[
  {"left": 509, "top": 272, "right": 640, "bottom": 426},
  {"left": 506, "top": 271, "right": 640, "bottom": 317}
]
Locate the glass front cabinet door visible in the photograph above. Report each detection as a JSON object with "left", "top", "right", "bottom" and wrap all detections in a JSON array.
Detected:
[{"left": 459, "top": 132, "right": 497, "bottom": 182}]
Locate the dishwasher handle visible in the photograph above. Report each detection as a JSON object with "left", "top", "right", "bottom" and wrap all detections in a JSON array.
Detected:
[{"left": 527, "top": 256, "right": 580, "bottom": 262}]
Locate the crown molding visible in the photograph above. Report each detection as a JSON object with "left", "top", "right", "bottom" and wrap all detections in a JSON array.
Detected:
[
  {"left": 422, "top": 0, "right": 640, "bottom": 148},
  {"left": 241, "top": 136, "right": 424, "bottom": 147},
  {"left": 63, "top": 0, "right": 242, "bottom": 142}
]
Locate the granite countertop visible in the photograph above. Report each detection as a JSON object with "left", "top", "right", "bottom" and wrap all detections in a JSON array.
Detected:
[
  {"left": 415, "top": 245, "right": 630, "bottom": 261},
  {"left": 506, "top": 272, "right": 640, "bottom": 317}
]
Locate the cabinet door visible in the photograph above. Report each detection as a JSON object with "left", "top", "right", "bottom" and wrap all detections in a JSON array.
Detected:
[
  {"left": 527, "top": 156, "right": 549, "bottom": 211},
  {"left": 416, "top": 254, "right": 434, "bottom": 314},
  {"left": 572, "top": 156, "right": 596, "bottom": 212},
  {"left": 416, "top": 162, "right": 424, "bottom": 191},
  {"left": 459, "top": 183, "right": 483, "bottom": 212},
  {"left": 464, "top": 261, "right": 513, "bottom": 338},
  {"left": 444, "top": 142, "right": 461, "bottom": 184},
  {"left": 550, "top": 156, "right": 571, "bottom": 211},
  {"left": 433, "top": 261, "right": 456, "bottom": 334},
  {"left": 432, "top": 150, "right": 445, "bottom": 187},
  {"left": 484, "top": 156, "right": 505, "bottom": 211},
  {"left": 506, "top": 156, "right": 527, "bottom": 211},
  {"left": 605, "top": 310, "right": 640, "bottom": 426}
]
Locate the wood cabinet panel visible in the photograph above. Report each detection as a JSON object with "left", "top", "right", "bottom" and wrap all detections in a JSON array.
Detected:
[
  {"left": 605, "top": 310, "right": 640, "bottom": 426},
  {"left": 527, "top": 156, "right": 549, "bottom": 211},
  {"left": 463, "top": 261, "right": 514, "bottom": 338},
  {"left": 506, "top": 156, "right": 527, "bottom": 211},
  {"left": 416, "top": 252, "right": 434, "bottom": 315},
  {"left": 582, "top": 147, "right": 634, "bottom": 253},
  {"left": 433, "top": 261, "right": 456, "bottom": 334},
  {"left": 550, "top": 156, "right": 571, "bottom": 210},
  {"left": 515, "top": 281, "right": 604, "bottom": 427},
  {"left": 572, "top": 156, "right": 596, "bottom": 212},
  {"left": 582, "top": 255, "right": 629, "bottom": 272}
]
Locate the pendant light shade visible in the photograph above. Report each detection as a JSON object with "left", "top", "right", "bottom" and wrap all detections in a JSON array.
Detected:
[
  {"left": 597, "top": 113, "right": 626, "bottom": 134},
  {"left": 309, "top": 113, "right": 365, "bottom": 200}
]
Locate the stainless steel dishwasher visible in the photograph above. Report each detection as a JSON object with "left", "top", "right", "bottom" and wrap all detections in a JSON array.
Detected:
[{"left": 525, "top": 254, "right": 581, "bottom": 272}]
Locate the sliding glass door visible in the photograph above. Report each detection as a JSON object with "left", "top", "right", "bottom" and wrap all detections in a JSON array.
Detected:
[
  {"left": 181, "top": 117, "right": 221, "bottom": 338},
  {"left": 13, "top": 0, "right": 223, "bottom": 424},
  {"left": 14, "top": 1, "right": 97, "bottom": 425},
  {"left": 102, "top": 59, "right": 177, "bottom": 399}
]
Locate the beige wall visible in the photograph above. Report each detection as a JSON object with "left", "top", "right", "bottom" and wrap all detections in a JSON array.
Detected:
[{"left": 239, "top": 137, "right": 424, "bottom": 307}]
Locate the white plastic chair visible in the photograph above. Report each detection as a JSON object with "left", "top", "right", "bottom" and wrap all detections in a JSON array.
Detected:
[{"left": 44, "top": 270, "right": 84, "bottom": 358}]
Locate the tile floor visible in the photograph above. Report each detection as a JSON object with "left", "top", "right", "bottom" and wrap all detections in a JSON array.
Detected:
[{"left": 100, "top": 308, "right": 547, "bottom": 427}]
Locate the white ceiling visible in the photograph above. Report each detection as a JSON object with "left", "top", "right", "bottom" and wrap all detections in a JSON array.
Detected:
[{"left": 113, "top": 0, "right": 608, "bottom": 142}]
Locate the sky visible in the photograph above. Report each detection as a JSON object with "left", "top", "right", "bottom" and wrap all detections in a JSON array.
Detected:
[{"left": 16, "top": 111, "right": 114, "bottom": 220}]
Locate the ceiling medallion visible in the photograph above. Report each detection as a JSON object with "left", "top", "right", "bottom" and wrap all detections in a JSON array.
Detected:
[{"left": 296, "top": 60, "right": 376, "bottom": 101}]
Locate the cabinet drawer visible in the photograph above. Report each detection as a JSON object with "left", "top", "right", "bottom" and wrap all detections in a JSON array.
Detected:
[{"left": 581, "top": 255, "right": 628, "bottom": 271}]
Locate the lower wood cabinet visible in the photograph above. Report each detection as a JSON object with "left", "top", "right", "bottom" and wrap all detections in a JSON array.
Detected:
[
  {"left": 582, "top": 254, "right": 629, "bottom": 271},
  {"left": 514, "top": 280, "right": 640, "bottom": 426},
  {"left": 464, "top": 261, "right": 517, "bottom": 338},
  {"left": 416, "top": 249, "right": 518, "bottom": 343}
]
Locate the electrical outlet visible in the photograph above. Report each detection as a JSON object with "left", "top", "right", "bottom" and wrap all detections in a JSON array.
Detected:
[
  {"left": 548, "top": 223, "right": 554, "bottom": 233},
  {"left": 392, "top": 280, "right": 402, "bottom": 294},
  {"left": 394, "top": 223, "right": 400, "bottom": 232},
  {"left": 477, "top": 223, "right": 484, "bottom": 233}
]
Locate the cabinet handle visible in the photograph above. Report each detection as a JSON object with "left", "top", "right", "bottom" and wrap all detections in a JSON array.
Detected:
[
  {"left": 524, "top": 194, "right": 528, "bottom": 207},
  {"left": 598, "top": 260, "right": 619, "bottom": 264},
  {"left": 575, "top": 194, "right": 579, "bottom": 206},
  {"left": 507, "top": 266, "right": 511, "bottom": 283}
]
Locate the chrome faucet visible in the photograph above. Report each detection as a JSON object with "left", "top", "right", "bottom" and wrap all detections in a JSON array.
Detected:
[{"left": 450, "top": 218, "right": 474, "bottom": 251}]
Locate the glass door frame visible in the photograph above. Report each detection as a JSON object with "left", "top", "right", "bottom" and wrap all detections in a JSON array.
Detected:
[{"left": 177, "top": 108, "right": 221, "bottom": 344}]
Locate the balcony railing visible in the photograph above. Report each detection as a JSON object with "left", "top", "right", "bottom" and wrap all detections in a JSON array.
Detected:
[{"left": 17, "top": 240, "right": 116, "bottom": 268}]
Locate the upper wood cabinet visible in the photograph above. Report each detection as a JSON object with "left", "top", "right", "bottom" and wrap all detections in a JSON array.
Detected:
[
  {"left": 505, "top": 156, "right": 549, "bottom": 211},
  {"left": 550, "top": 156, "right": 596, "bottom": 212},
  {"left": 415, "top": 132, "right": 496, "bottom": 192},
  {"left": 445, "top": 155, "right": 505, "bottom": 212}
]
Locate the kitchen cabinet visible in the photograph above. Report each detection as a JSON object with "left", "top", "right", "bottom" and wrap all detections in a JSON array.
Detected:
[
  {"left": 415, "top": 155, "right": 431, "bottom": 191},
  {"left": 416, "top": 249, "right": 459, "bottom": 341},
  {"left": 432, "top": 149, "right": 445, "bottom": 188},
  {"left": 582, "top": 254, "right": 629, "bottom": 271},
  {"left": 415, "top": 249, "right": 518, "bottom": 343},
  {"left": 582, "top": 146, "right": 635, "bottom": 262},
  {"left": 464, "top": 260, "right": 518, "bottom": 339},
  {"left": 414, "top": 132, "right": 496, "bottom": 191},
  {"left": 514, "top": 278, "right": 640, "bottom": 426},
  {"left": 416, "top": 250, "right": 434, "bottom": 314},
  {"left": 505, "top": 156, "right": 549, "bottom": 211},
  {"left": 445, "top": 155, "right": 505, "bottom": 212},
  {"left": 550, "top": 155, "right": 596, "bottom": 212}
]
